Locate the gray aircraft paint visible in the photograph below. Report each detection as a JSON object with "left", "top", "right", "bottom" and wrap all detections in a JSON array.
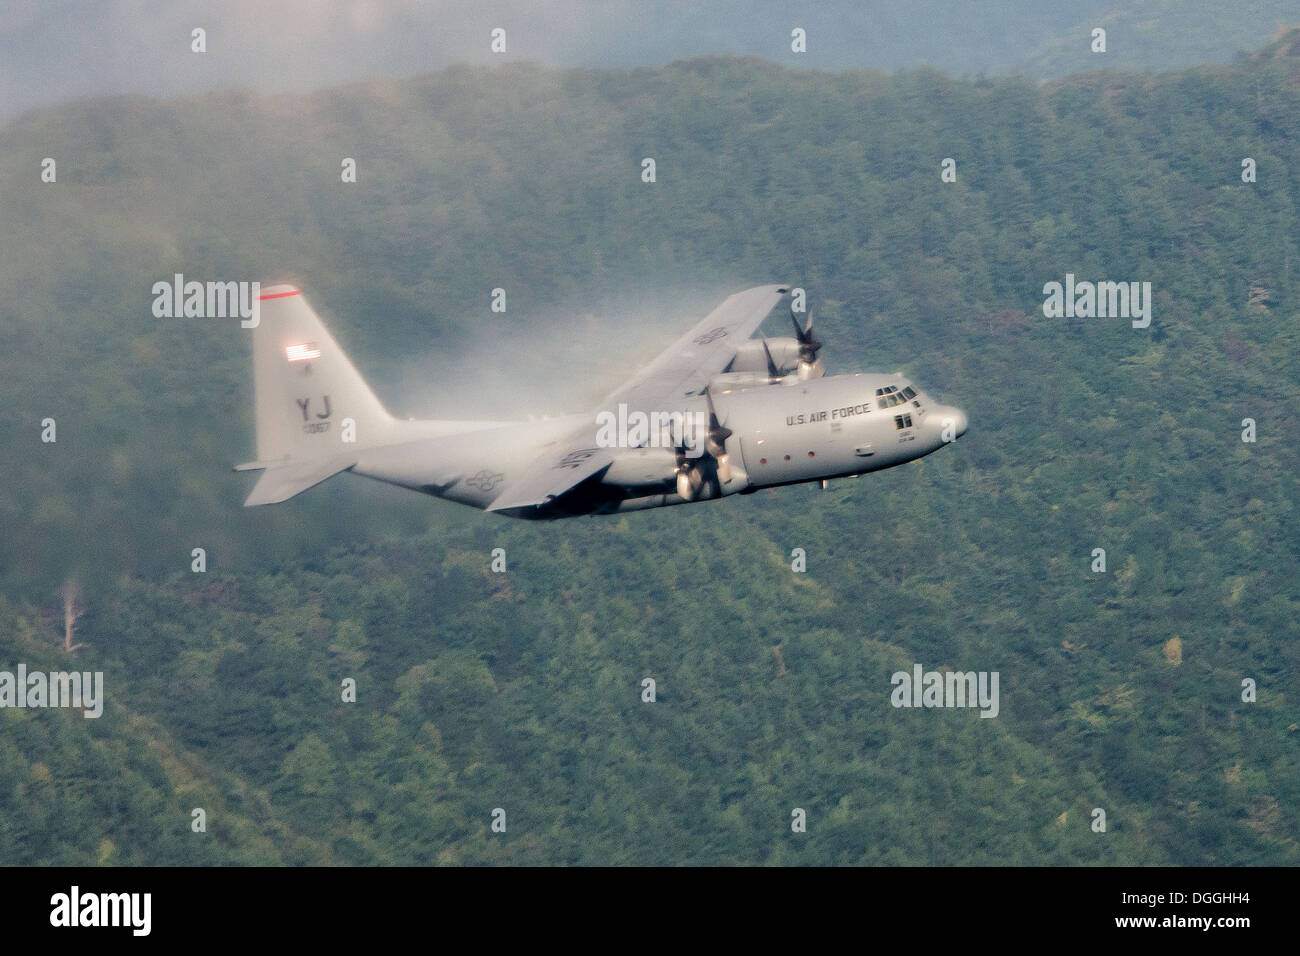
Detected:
[{"left": 237, "top": 284, "right": 967, "bottom": 517}]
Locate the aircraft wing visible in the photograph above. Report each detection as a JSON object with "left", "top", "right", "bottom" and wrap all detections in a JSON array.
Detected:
[
  {"left": 600, "top": 283, "right": 789, "bottom": 411},
  {"left": 486, "top": 284, "right": 788, "bottom": 513},
  {"left": 485, "top": 445, "right": 611, "bottom": 513}
]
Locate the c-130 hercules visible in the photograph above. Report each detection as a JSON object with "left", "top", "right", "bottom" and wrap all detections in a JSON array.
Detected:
[{"left": 237, "top": 284, "right": 967, "bottom": 518}]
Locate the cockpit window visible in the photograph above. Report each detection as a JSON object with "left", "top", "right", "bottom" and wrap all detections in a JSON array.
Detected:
[
  {"left": 876, "top": 385, "right": 917, "bottom": 409},
  {"left": 894, "top": 413, "right": 914, "bottom": 429}
]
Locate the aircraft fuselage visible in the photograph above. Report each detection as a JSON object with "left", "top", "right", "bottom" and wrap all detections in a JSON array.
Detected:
[{"left": 353, "top": 371, "right": 967, "bottom": 518}]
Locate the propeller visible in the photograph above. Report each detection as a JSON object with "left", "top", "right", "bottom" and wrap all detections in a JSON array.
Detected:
[
  {"left": 673, "top": 388, "right": 733, "bottom": 499},
  {"left": 703, "top": 388, "right": 733, "bottom": 484},
  {"left": 759, "top": 335, "right": 781, "bottom": 380},
  {"left": 675, "top": 445, "right": 703, "bottom": 501},
  {"left": 790, "top": 308, "right": 823, "bottom": 379}
]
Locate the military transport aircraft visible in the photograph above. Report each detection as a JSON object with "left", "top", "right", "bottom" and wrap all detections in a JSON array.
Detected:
[{"left": 237, "top": 284, "right": 967, "bottom": 518}]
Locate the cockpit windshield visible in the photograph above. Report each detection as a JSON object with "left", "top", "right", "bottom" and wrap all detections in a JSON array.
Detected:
[{"left": 875, "top": 384, "right": 917, "bottom": 408}]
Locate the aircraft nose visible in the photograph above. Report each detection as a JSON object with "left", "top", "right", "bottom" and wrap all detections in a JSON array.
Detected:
[{"left": 940, "top": 406, "right": 968, "bottom": 440}]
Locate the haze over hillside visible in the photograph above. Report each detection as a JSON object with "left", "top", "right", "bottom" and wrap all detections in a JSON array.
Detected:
[
  {"left": 0, "top": 26, "right": 1296, "bottom": 865},
  {"left": 2, "top": 0, "right": 1295, "bottom": 122}
]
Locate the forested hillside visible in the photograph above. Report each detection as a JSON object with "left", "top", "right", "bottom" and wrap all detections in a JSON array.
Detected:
[
  {"left": 534, "top": 1, "right": 1294, "bottom": 77},
  {"left": 0, "top": 31, "right": 1297, "bottom": 864},
  {"left": 1014, "top": 2, "right": 1297, "bottom": 76}
]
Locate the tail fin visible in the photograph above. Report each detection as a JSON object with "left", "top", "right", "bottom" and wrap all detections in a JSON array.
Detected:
[{"left": 238, "top": 285, "right": 394, "bottom": 505}]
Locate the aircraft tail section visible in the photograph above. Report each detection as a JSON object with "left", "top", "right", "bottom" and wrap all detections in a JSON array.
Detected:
[
  {"left": 239, "top": 284, "right": 394, "bottom": 506},
  {"left": 239, "top": 453, "right": 358, "bottom": 506}
]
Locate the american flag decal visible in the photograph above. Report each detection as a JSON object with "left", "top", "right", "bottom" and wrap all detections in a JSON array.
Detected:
[{"left": 285, "top": 342, "right": 321, "bottom": 362}]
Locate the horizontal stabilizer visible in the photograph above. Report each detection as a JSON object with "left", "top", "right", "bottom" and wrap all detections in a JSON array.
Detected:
[
  {"left": 242, "top": 454, "right": 357, "bottom": 506},
  {"left": 233, "top": 459, "right": 285, "bottom": 472}
]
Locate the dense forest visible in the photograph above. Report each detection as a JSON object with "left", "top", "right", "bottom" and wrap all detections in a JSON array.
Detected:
[{"left": 0, "top": 28, "right": 1297, "bottom": 864}]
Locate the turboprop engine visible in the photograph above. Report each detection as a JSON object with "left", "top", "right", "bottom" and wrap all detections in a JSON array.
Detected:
[{"left": 724, "top": 307, "right": 825, "bottom": 382}]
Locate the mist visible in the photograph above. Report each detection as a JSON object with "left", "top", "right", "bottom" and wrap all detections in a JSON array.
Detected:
[
  {"left": 379, "top": 283, "right": 757, "bottom": 423},
  {"left": 5, "top": 0, "right": 1292, "bottom": 124}
]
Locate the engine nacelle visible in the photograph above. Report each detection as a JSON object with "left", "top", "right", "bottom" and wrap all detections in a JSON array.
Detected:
[
  {"left": 728, "top": 337, "right": 825, "bottom": 382},
  {"left": 600, "top": 446, "right": 678, "bottom": 488},
  {"left": 709, "top": 370, "right": 782, "bottom": 394},
  {"left": 728, "top": 337, "right": 802, "bottom": 374}
]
